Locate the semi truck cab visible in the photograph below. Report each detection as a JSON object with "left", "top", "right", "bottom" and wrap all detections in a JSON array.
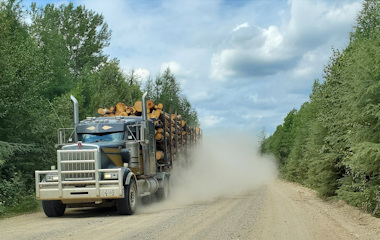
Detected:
[{"left": 35, "top": 93, "right": 169, "bottom": 217}]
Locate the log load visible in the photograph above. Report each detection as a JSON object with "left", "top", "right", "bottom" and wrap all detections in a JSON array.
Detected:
[
  {"left": 147, "top": 100, "right": 155, "bottom": 110},
  {"left": 97, "top": 99, "right": 201, "bottom": 165},
  {"left": 116, "top": 102, "right": 127, "bottom": 112},
  {"left": 134, "top": 101, "right": 142, "bottom": 113},
  {"left": 156, "top": 151, "right": 164, "bottom": 161}
]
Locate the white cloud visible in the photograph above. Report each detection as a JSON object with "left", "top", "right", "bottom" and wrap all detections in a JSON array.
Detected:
[
  {"left": 210, "top": 0, "right": 360, "bottom": 83},
  {"left": 160, "top": 61, "right": 190, "bottom": 86},
  {"left": 262, "top": 26, "right": 284, "bottom": 55},
  {"left": 134, "top": 68, "right": 150, "bottom": 79},
  {"left": 200, "top": 115, "right": 225, "bottom": 128},
  {"left": 210, "top": 24, "right": 292, "bottom": 81},
  {"left": 190, "top": 91, "right": 213, "bottom": 102},
  {"left": 248, "top": 94, "right": 276, "bottom": 105},
  {"left": 249, "top": 94, "right": 259, "bottom": 103},
  {"left": 210, "top": 52, "right": 236, "bottom": 81},
  {"left": 233, "top": 22, "right": 249, "bottom": 32},
  {"left": 286, "top": 0, "right": 361, "bottom": 49},
  {"left": 160, "top": 61, "right": 182, "bottom": 75}
]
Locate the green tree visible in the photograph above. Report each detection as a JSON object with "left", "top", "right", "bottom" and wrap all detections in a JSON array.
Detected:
[
  {"left": 144, "top": 68, "right": 199, "bottom": 126},
  {"left": 29, "top": 2, "right": 111, "bottom": 99},
  {"left": 0, "top": 0, "right": 51, "bottom": 144},
  {"left": 306, "top": 49, "right": 349, "bottom": 197},
  {"left": 263, "top": 109, "right": 297, "bottom": 168},
  {"left": 262, "top": 0, "right": 380, "bottom": 214},
  {"left": 284, "top": 101, "right": 315, "bottom": 183},
  {"left": 0, "top": 0, "right": 53, "bottom": 208},
  {"left": 351, "top": 0, "right": 380, "bottom": 41},
  {"left": 258, "top": 128, "right": 267, "bottom": 155},
  {"left": 336, "top": 2, "right": 380, "bottom": 214},
  {"left": 28, "top": 3, "right": 72, "bottom": 99},
  {"left": 89, "top": 60, "right": 142, "bottom": 114}
]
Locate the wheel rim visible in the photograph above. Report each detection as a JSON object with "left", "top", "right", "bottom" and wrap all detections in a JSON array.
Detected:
[{"left": 129, "top": 184, "right": 136, "bottom": 209}]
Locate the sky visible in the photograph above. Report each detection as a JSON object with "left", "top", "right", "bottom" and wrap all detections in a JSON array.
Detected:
[{"left": 24, "top": 0, "right": 363, "bottom": 135}]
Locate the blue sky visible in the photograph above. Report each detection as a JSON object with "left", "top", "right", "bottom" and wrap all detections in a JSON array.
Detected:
[{"left": 23, "top": 0, "right": 363, "bottom": 135}]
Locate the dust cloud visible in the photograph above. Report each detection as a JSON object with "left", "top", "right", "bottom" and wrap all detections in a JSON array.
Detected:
[{"left": 139, "top": 129, "right": 278, "bottom": 212}]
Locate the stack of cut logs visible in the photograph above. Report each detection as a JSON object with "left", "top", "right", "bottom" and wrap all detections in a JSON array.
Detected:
[
  {"left": 98, "top": 100, "right": 201, "bottom": 165},
  {"left": 97, "top": 100, "right": 162, "bottom": 118}
]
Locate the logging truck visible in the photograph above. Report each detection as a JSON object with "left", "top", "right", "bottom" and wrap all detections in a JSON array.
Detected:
[{"left": 35, "top": 92, "right": 200, "bottom": 217}]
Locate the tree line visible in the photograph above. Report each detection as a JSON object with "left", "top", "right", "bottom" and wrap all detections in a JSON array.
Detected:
[
  {"left": 261, "top": 0, "right": 380, "bottom": 217},
  {"left": 0, "top": 0, "right": 198, "bottom": 216}
]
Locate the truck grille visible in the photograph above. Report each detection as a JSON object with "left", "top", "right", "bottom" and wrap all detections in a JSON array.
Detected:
[{"left": 58, "top": 149, "right": 98, "bottom": 181}]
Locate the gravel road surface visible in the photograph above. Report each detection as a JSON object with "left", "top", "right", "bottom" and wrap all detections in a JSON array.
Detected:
[{"left": 1, "top": 180, "right": 379, "bottom": 240}]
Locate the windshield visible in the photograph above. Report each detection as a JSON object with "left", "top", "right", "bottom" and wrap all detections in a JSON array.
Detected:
[{"left": 79, "top": 132, "right": 124, "bottom": 143}]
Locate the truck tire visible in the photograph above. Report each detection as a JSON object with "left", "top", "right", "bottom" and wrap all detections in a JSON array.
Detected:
[
  {"left": 42, "top": 200, "right": 66, "bottom": 217},
  {"left": 156, "top": 177, "right": 169, "bottom": 201},
  {"left": 116, "top": 179, "right": 137, "bottom": 215}
]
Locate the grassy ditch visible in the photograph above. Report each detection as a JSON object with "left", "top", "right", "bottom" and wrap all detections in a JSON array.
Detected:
[{"left": 0, "top": 195, "right": 40, "bottom": 219}]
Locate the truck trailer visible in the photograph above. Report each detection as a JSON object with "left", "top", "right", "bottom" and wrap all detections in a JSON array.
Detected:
[{"left": 35, "top": 92, "right": 200, "bottom": 217}]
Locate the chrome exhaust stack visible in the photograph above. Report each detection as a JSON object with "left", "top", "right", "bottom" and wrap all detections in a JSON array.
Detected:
[
  {"left": 140, "top": 92, "right": 148, "bottom": 142},
  {"left": 70, "top": 95, "right": 79, "bottom": 126},
  {"left": 70, "top": 95, "right": 79, "bottom": 142},
  {"left": 140, "top": 92, "right": 152, "bottom": 175},
  {"left": 142, "top": 92, "right": 148, "bottom": 122}
]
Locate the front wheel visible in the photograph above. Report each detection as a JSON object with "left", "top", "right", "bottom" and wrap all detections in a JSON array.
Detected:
[
  {"left": 42, "top": 200, "right": 66, "bottom": 217},
  {"left": 116, "top": 179, "right": 137, "bottom": 215}
]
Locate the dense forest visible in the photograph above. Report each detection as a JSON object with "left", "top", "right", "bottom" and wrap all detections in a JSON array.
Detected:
[
  {"left": 262, "top": 0, "right": 380, "bottom": 217},
  {"left": 0, "top": 0, "right": 197, "bottom": 216}
]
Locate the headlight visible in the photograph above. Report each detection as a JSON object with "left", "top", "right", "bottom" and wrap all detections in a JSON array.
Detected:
[
  {"left": 46, "top": 175, "right": 59, "bottom": 182},
  {"left": 104, "top": 172, "right": 118, "bottom": 180}
]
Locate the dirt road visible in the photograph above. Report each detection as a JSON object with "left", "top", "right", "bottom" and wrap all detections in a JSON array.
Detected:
[{"left": 1, "top": 180, "right": 379, "bottom": 240}]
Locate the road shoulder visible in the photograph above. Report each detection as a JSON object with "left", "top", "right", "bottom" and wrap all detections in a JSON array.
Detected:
[{"left": 251, "top": 180, "right": 380, "bottom": 240}]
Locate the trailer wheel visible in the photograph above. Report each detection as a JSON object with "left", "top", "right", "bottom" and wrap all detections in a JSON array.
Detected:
[
  {"left": 42, "top": 200, "right": 66, "bottom": 217},
  {"left": 156, "top": 177, "right": 169, "bottom": 201},
  {"left": 116, "top": 179, "right": 137, "bottom": 215}
]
